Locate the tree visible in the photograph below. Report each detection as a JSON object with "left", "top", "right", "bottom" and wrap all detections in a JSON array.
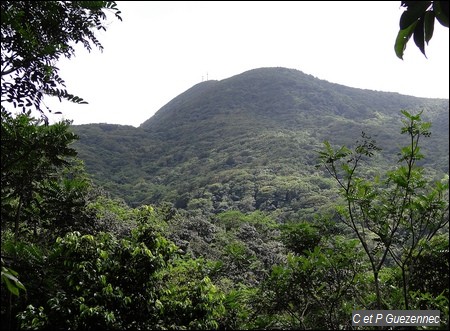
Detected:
[
  {"left": 1, "top": 0, "right": 121, "bottom": 302},
  {"left": 318, "top": 110, "right": 449, "bottom": 310},
  {"left": 1, "top": 110, "right": 79, "bottom": 241},
  {"left": 1, "top": 1, "right": 122, "bottom": 122},
  {"left": 252, "top": 236, "right": 367, "bottom": 329},
  {"left": 279, "top": 221, "right": 321, "bottom": 256},
  {"left": 0, "top": 111, "right": 98, "bottom": 329},
  {"left": 395, "top": 1, "right": 449, "bottom": 59},
  {"left": 15, "top": 209, "right": 225, "bottom": 330}
]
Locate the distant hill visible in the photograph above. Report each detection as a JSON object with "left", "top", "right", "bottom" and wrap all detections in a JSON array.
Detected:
[{"left": 72, "top": 67, "right": 449, "bottom": 219}]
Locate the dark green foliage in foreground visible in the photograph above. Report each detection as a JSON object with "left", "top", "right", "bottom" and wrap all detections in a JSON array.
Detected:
[
  {"left": 318, "top": 110, "right": 449, "bottom": 311},
  {"left": 1, "top": 1, "right": 122, "bottom": 120},
  {"left": 395, "top": 1, "right": 449, "bottom": 59},
  {"left": 252, "top": 236, "right": 367, "bottom": 330},
  {"left": 13, "top": 212, "right": 225, "bottom": 330},
  {"left": 1, "top": 109, "right": 83, "bottom": 243},
  {"left": 0, "top": 112, "right": 226, "bottom": 330}
]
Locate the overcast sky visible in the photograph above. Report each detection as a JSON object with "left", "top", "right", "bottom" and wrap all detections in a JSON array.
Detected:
[{"left": 44, "top": 1, "right": 449, "bottom": 127}]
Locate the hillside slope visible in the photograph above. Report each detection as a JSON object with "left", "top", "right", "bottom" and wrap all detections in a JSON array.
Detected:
[{"left": 72, "top": 67, "right": 449, "bottom": 218}]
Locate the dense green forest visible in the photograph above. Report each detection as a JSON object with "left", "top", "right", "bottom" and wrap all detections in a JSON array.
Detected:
[
  {"left": 2, "top": 1, "right": 449, "bottom": 330},
  {"left": 2, "top": 106, "right": 449, "bottom": 330},
  {"left": 3, "top": 72, "right": 449, "bottom": 330}
]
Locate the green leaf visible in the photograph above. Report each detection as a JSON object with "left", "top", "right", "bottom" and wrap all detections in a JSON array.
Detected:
[
  {"left": 395, "top": 21, "right": 418, "bottom": 59},
  {"left": 336, "top": 146, "right": 351, "bottom": 159},
  {"left": 413, "top": 16, "right": 426, "bottom": 57},
  {"left": 424, "top": 11, "right": 435, "bottom": 44},
  {"left": 3, "top": 277, "right": 19, "bottom": 296},
  {"left": 434, "top": 1, "right": 449, "bottom": 27},
  {"left": 400, "top": 109, "right": 412, "bottom": 119},
  {"left": 1, "top": 266, "right": 26, "bottom": 296}
]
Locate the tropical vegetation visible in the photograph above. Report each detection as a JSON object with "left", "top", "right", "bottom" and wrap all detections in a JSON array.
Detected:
[{"left": 1, "top": 1, "right": 448, "bottom": 330}]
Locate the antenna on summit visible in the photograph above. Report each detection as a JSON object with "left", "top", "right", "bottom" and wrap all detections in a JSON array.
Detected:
[{"left": 207, "top": 72, "right": 209, "bottom": 81}]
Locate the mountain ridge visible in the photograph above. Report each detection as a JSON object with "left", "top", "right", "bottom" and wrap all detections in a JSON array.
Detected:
[{"left": 141, "top": 67, "right": 446, "bottom": 128}]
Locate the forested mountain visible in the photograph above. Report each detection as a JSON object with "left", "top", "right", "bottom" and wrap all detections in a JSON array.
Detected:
[
  {"left": 3, "top": 1, "right": 448, "bottom": 327},
  {"left": 72, "top": 67, "right": 449, "bottom": 218},
  {"left": 4, "top": 67, "right": 449, "bottom": 330}
]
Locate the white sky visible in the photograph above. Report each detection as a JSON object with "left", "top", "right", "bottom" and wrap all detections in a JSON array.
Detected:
[{"left": 43, "top": 1, "right": 449, "bottom": 127}]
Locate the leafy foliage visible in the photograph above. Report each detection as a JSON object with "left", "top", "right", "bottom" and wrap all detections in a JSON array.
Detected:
[
  {"left": 1, "top": 3, "right": 449, "bottom": 328},
  {"left": 1, "top": 110, "right": 81, "bottom": 241},
  {"left": 408, "top": 234, "right": 449, "bottom": 329},
  {"left": 251, "top": 236, "right": 367, "bottom": 329},
  {"left": 1, "top": 1, "right": 122, "bottom": 120},
  {"left": 279, "top": 221, "right": 321, "bottom": 255},
  {"left": 395, "top": 1, "right": 449, "bottom": 59},
  {"left": 2, "top": 109, "right": 448, "bottom": 329},
  {"left": 317, "top": 110, "right": 449, "bottom": 311},
  {"left": 13, "top": 212, "right": 226, "bottom": 330},
  {"left": 1, "top": 260, "right": 25, "bottom": 297}
]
